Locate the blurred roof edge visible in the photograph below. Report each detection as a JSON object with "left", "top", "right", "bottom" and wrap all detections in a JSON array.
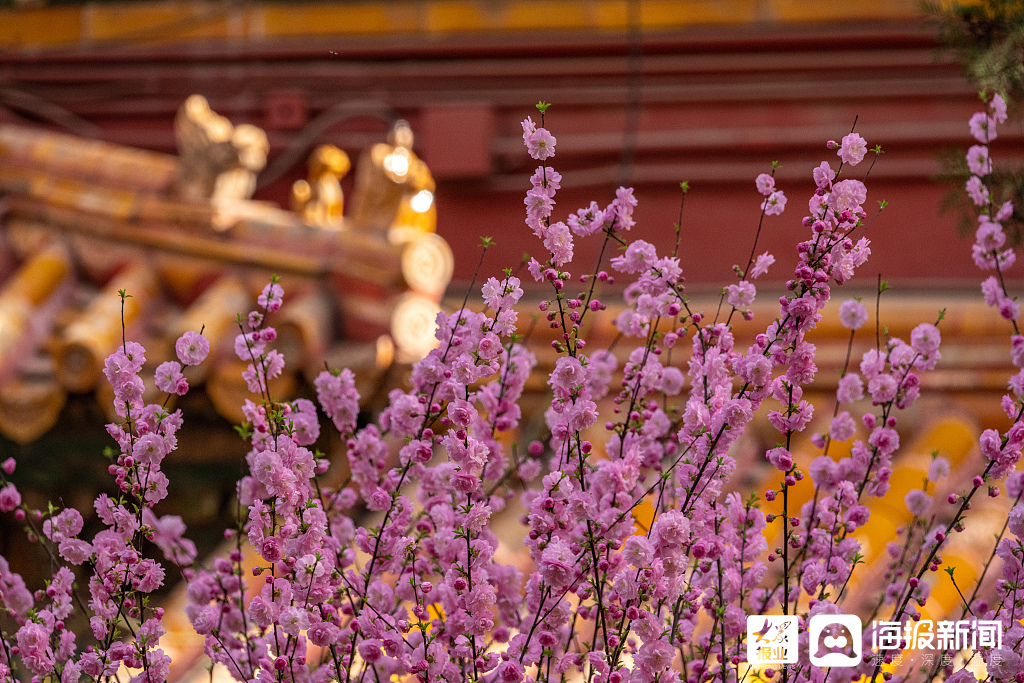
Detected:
[{"left": 0, "top": 0, "right": 936, "bottom": 54}]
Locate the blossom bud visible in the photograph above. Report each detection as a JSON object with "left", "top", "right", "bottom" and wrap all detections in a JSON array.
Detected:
[{"left": 948, "top": 494, "right": 958, "bottom": 504}]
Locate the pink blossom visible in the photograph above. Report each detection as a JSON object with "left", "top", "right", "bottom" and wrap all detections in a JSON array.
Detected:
[
  {"left": 910, "top": 323, "right": 941, "bottom": 356},
  {"left": 175, "top": 330, "right": 209, "bottom": 366},
  {"left": 258, "top": 281, "right": 284, "bottom": 311},
  {"left": 828, "top": 179, "right": 867, "bottom": 212},
  {"left": 755, "top": 173, "right": 775, "bottom": 195},
  {"left": 836, "top": 372, "right": 864, "bottom": 403},
  {"left": 623, "top": 535, "right": 654, "bottom": 566},
  {"left": 1008, "top": 504, "right": 1024, "bottom": 538},
  {"left": 838, "top": 132, "right": 867, "bottom": 165},
  {"left": 496, "top": 660, "right": 524, "bottom": 683},
  {"left": 726, "top": 281, "right": 756, "bottom": 308},
  {"left": 976, "top": 218, "right": 1006, "bottom": 251},
  {"left": 829, "top": 411, "right": 857, "bottom": 441},
  {"left": 234, "top": 332, "right": 265, "bottom": 360},
  {"left": 612, "top": 186, "right": 638, "bottom": 231},
  {"left": 905, "top": 489, "right": 933, "bottom": 517},
  {"left": 761, "top": 190, "right": 787, "bottom": 215},
  {"left": 982, "top": 276, "right": 1002, "bottom": 307},
  {"left": 766, "top": 446, "right": 793, "bottom": 471},
  {"left": 868, "top": 373, "right": 898, "bottom": 403},
  {"left": 749, "top": 251, "right": 775, "bottom": 279},
  {"left": 543, "top": 221, "right": 573, "bottom": 266},
  {"left": 525, "top": 128, "right": 556, "bottom": 160},
  {"left": 991, "top": 92, "right": 1008, "bottom": 123},
  {"left": 0, "top": 483, "right": 20, "bottom": 512},
  {"left": 447, "top": 398, "right": 476, "bottom": 427},
  {"left": 1000, "top": 296, "right": 1021, "bottom": 321},
  {"left": 16, "top": 622, "right": 54, "bottom": 675},
  {"left": 652, "top": 510, "right": 690, "bottom": 546},
  {"left": 928, "top": 457, "right": 950, "bottom": 481},
  {"left": 530, "top": 165, "right": 560, "bottom": 195},
  {"left": 53, "top": 508, "right": 83, "bottom": 537},
  {"left": 967, "top": 145, "right": 993, "bottom": 175},
  {"left": 966, "top": 175, "right": 990, "bottom": 206},
  {"left": 58, "top": 538, "right": 92, "bottom": 564},
  {"left": 133, "top": 433, "right": 169, "bottom": 465},
  {"left": 635, "top": 639, "right": 675, "bottom": 681},
  {"left": 539, "top": 538, "right": 575, "bottom": 588},
  {"left": 524, "top": 187, "right": 553, "bottom": 222},
  {"left": 611, "top": 240, "right": 657, "bottom": 273},
  {"left": 868, "top": 426, "right": 900, "bottom": 455},
  {"left": 838, "top": 299, "right": 869, "bottom": 330},
  {"left": 996, "top": 199, "right": 1014, "bottom": 221},
  {"left": 813, "top": 161, "right": 834, "bottom": 188},
  {"left": 521, "top": 116, "right": 536, "bottom": 138},
  {"left": 568, "top": 200, "right": 604, "bottom": 236},
  {"left": 969, "top": 111, "right": 996, "bottom": 142},
  {"left": 155, "top": 361, "right": 188, "bottom": 395}
]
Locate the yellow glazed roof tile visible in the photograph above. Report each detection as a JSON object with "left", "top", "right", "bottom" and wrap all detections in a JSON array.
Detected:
[{"left": 0, "top": 0, "right": 927, "bottom": 49}]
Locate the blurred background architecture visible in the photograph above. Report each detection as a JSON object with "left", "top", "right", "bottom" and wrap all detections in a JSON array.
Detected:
[{"left": 1, "top": 1, "right": 1022, "bottom": 679}]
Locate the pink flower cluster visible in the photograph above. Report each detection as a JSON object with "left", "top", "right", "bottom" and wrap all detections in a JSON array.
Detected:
[
  {"left": 0, "top": 322, "right": 203, "bottom": 682},
  {"left": 2, "top": 102, "right": 1023, "bottom": 683}
]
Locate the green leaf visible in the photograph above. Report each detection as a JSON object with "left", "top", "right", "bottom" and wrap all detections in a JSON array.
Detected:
[{"left": 535, "top": 101, "right": 551, "bottom": 114}]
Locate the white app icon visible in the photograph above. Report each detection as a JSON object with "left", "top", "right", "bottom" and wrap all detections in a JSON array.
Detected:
[
  {"left": 808, "top": 614, "right": 863, "bottom": 668},
  {"left": 747, "top": 615, "right": 798, "bottom": 665}
]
